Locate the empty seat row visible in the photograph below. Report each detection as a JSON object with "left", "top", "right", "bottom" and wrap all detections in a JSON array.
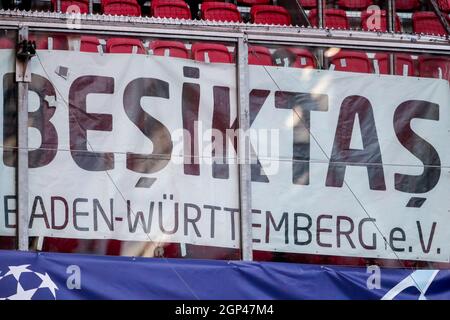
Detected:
[
  {"left": 49, "top": 0, "right": 290, "bottom": 25},
  {"left": 0, "top": 35, "right": 447, "bottom": 81},
  {"left": 299, "top": 0, "right": 449, "bottom": 12},
  {"left": 308, "top": 8, "right": 449, "bottom": 35}
]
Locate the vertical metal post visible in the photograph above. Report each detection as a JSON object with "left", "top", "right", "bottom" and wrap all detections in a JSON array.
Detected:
[
  {"left": 387, "top": 0, "right": 395, "bottom": 33},
  {"left": 237, "top": 35, "right": 253, "bottom": 261},
  {"left": 16, "top": 26, "right": 30, "bottom": 251},
  {"left": 388, "top": 53, "right": 395, "bottom": 75},
  {"left": 57, "top": 0, "right": 61, "bottom": 12},
  {"left": 89, "top": 0, "right": 93, "bottom": 14},
  {"left": 317, "top": 0, "right": 324, "bottom": 29}
]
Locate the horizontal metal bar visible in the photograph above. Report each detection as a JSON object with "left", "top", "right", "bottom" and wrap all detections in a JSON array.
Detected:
[{"left": 0, "top": 10, "right": 449, "bottom": 54}]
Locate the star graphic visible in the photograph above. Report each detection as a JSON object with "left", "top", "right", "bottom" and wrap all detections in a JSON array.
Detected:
[
  {"left": 7, "top": 282, "right": 37, "bottom": 300},
  {"left": 3, "top": 265, "right": 32, "bottom": 281},
  {"left": 36, "top": 272, "right": 58, "bottom": 298}
]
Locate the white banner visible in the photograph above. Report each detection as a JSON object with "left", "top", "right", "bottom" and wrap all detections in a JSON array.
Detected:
[{"left": 0, "top": 49, "right": 449, "bottom": 262}]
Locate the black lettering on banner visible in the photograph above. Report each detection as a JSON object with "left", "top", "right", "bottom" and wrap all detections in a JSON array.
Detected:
[
  {"left": 182, "top": 82, "right": 200, "bottom": 175},
  {"left": 294, "top": 213, "right": 312, "bottom": 245},
  {"left": 4, "top": 195, "right": 16, "bottom": 229},
  {"left": 127, "top": 200, "right": 154, "bottom": 233},
  {"left": 249, "top": 89, "right": 271, "bottom": 183},
  {"left": 275, "top": 91, "right": 328, "bottom": 185},
  {"left": 51, "top": 196, "right": 69, "bottom": 230},
  {"left": 212, "top": 89, "right": 269, "bottom": 181},
  {"left": 72, "top": 198, "right": 89, "bottom": 232},
  {"left": 28, "top": 74, "right": 59, "bottom": 168},
  {"left": 3, "top": 73, "right": 58, "bottom": 168},
  {"left": 326, "top": 95, "right": 386, "bottom": 190},
  {"left": 29, "top": 196, "right": 50, "bottom": 229},
  {"left": 93, "top": 199, "right": 114, "bottom": 231},
  {"left": 389, "top": 227, "right": 406, "bottom": 252},
  {"left": 393, "top": 100, "right": 441, "bottom": 193},
  {"left": 212, "top": 86, "right": 235, "bottom": 179},
  {"left": 204, "top": 205, "right": 220, "bottom": 238},
  {"left": 265, "top": 211, "right": 289, "bottom": 244},
  {"left": 123, "top": 78, "right": 173, "bottom": 174},
  {"left": 223, "top": 207, "right": 238, "bottom": 241},
  {"left": 184, "top": 203, "right": 201, "bottom": 237},
  {"left": 337, "top": 215, "right": 356, "bottom": 249},
  {"left": 2, "top": 73, "right": 16, "bottom": 167},
  {"left": 358, "top": 218, "right": 377, "bottom": 250},
  {"left": 417, "top": 221, "right": 437, "bottom": 254},
  {"left": 159, "top": 201, "right": 179, "bottom": 235},
  {"left": 69, "top": 76, "right": 115, "bottom": 171},
  {"left": 317, "top": 214, "right": 333, "bottom": 248}
]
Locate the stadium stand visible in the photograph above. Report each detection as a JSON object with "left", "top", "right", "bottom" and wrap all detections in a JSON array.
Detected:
[
  {"left": 373, "top": 53, "right": 415, "bottom": 76},
  {"left": 0, "top": 36, "right": 14, "bottom": 49},
  {"left": 438, "top": 0, "right": 450, "bottom": 13},
  {"left": 288, "top": 47, "right": 317, "bottom": 68},
  {"left": 237, "top": 0, "right": 271, "bottom": 5},
  {"left": 272, "top": 47, "right": 317, "bottom": 68},
  {"left": 30, "top": 35, "right": 69, "bottom": 50},
  {"left": 308, "top": 8, "right": 349, "bottom": 29},
  {"left": 395, "top": 0, "right": 421, "bottom": 11},
  {"left": 191, "top": 42, "right": 233, "bottom": 63},
  {"left": 80, "top": 36, "right": 101, "bottom": 52},
  {"left": 250, "top": 5, "right": 291, "bottom": 25},
  {"left": 298, "top": 0, "right": 318, "bottom": 9},
  {"left": 51, "top": 0, "right": 89, "bottom": 13},
  {"left": 328, "top": 50, "right": 372, "bottom": 73},
  {"left": 413, "top": 11, "right": 448, "bottom": 36},
  {"left": 201, "top": 2, "right": 242, "bottom": 22},
  {"left": 102, "top": 0, "right": 141, "bottom": 16},
  {"left": 419, "top": 55, "right": 450, "bottom": 81},
  {"left": 106, "top": 37, "right": 146, "bottom": 53},
  {"left": 151, "top": 0, "right": 191, "bottom": 19},
  {"left": 150, "top": 40, "right": 189, "bottom": 58},
  {"left": 337, "top": 0, "right": 373, "bottom": 10},
  {"left": 248, "top": 45, "right": 273, "bottom": 66},
  {"left": 361, "top": 10, "right": 402, "bottom": 32}
]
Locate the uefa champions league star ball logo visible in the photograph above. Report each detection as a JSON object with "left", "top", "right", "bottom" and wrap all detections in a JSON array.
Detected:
[{"left": 0, "top": 265, "right": 58, "bottom": 300}]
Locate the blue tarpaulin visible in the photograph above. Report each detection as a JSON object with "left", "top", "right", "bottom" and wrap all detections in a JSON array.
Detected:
[{"left": 0, "top": 250, "right": 449, "bottom": 300}]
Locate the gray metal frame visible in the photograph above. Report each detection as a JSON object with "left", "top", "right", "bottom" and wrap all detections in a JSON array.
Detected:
[
  {"left": 15, "top": 26, "right": 30, "bottom": 251},
  {"left": 3, "top": 9, "right": 449, "bottom": 260}
]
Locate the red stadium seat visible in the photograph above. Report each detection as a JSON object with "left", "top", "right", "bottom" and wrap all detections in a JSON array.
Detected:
[
  {"left": 373, "top": 53, "right": 415, "bottom": 76},
  {"left": 329, "top": 50, "right": 372, "bottom": 73},
  {"left": 438, "top": 0, "right": 450, "bottom": 13},
  {"left": 51, "top": 0, "right": 89, "bottom": 13},
  {"left": 191, "top": 42, "right": 233, "bottom": 63},
  {"left": 250, "top": 5, "right": 291, "bottom": 26},
  {"left": 395, "top": 0, "right": 420, "bottom": 11},
  {"left": 419, "top": 56, "right": 450, "bottom": 82},
  {"left": 361, "top": 10, "right": 401, "bottom": 32},
  {"left": 201, "top": 2, "right": 242, "bottom": 22},
  {"left": 152, "top": 0, "right": 191, "bottom": 19},
  {"left": 150, "top": 40, "right": 189, "bottom": 58},
  {"left": 337, "top": 0, "right": 373, "bottom": 10},
  {"left": 289, "top": 48, "right": 317, "bottom": 68},
  {"left": 102, "top": 0, "right": 141, "bottom": 17},
  {"left": 308, "top": 9, "right": 349, "bottom": 29},
  {"left": 80, "top": 36, "right": 101, "bottom": 52},
  {"left": 248, "top": 45, "right": 273, "bottom": 66},
  {"left": 237, "top": 0, "right": 271, "bottom": 5},
  {"left": 0, "top": 37, "right": 15, "bottom": 49},
  {"left": 412, "top": 12, "right": 448, "bottom": 36},
  {"left": 30, "top": 35, "right": 68, "bottom": 50},
  {"left": 298, "top": 0, "right": 317, "bottom": 9},
  {"left": 106, "top": 37, "right": 146, "bottom": 53}
]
